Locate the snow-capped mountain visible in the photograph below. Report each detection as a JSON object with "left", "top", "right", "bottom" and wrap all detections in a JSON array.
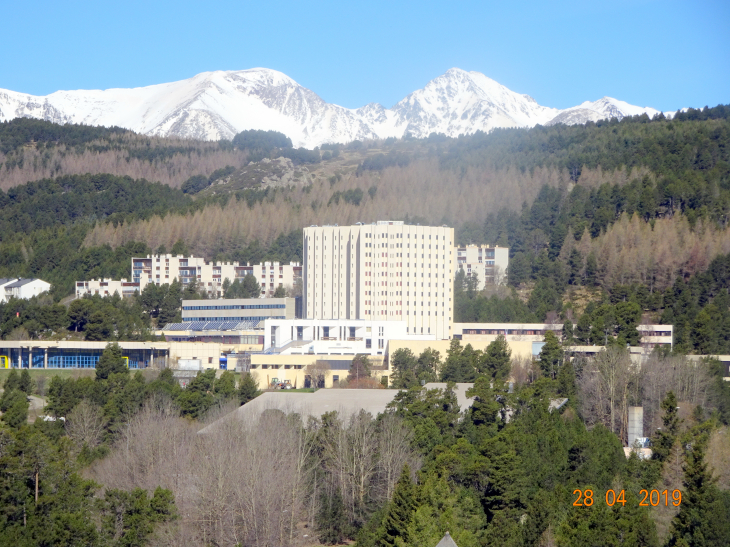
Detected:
[{"left": 0, "top": 68, "right": 666, "bottom": 148}]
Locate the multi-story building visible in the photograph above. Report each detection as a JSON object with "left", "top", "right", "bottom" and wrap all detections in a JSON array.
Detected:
[
  {"left": 455, "top": 244, "right": 509, "bottom": 288},
  {"left": 130, "top": 255, "right": 302, "bottom": 297},
  {"left": 181, "top": 297, "right": 297, "bottom": 323},
  {"left": 263, "top": 318, "right": 435, "bottom": 356},
  {"left": 303, "top": 221, "right": 454, "bottom": 340}
]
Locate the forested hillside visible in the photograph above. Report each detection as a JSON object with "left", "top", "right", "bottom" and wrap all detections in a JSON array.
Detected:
[
  {"left": 0, "top": 119, "right": 247, "bottom": 189},
  {"left": 5, "top": 341, "right": 727, "bottom": 546},
  {"left": 1, "top": 108, "right": 730, "bottom": 347}
]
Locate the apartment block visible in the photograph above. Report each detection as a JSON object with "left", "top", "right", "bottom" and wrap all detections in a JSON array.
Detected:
[
  {"left": 455, "top": 244, "right": 509, "bottom": 288},
  {"left": 130, "top": 255, "right": 302, "bottom": 297},
  {"left": 303, "top": 221, "right": 454, "bottom": 340}
]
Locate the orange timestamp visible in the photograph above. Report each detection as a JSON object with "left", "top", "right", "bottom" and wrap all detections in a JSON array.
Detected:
[{"left": 573, "top": 489, "right": 682, "bottom": 507}]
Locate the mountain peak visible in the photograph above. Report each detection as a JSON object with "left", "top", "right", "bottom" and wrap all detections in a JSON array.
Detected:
[{"left": 0, "top": 68, "right": 666, "bottom": 148}]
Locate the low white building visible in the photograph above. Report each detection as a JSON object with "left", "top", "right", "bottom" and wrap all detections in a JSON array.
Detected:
[
  {"left": 455, "top": 245, "right": 509, "bottom": 288},
  {"left": 263, "top": 318, "right": 435, "bottom": 357},
  {"left": 1, "top": 278, "right": 51, "bottom": 302},
  {"left": 453, "top": 322, "right": 673, "bottom": 349}
]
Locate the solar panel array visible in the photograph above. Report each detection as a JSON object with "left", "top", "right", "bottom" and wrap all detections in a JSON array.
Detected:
[
  {"left": 163, "top": 323, "right": 190, "bottom": 331},
  {"left": 235, "top": 320, "right": 261, "bottom": 330},
  {"left": 162, "top": 320, "right": 262, "bottom": 332}
]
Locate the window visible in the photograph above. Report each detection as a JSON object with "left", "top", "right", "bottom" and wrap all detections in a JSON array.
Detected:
[{"left": 366, "top": 339, "right": 372, "bottom": 348}]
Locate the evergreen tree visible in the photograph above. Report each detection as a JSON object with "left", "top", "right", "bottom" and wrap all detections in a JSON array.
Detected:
[
  {"left": 316, "top": 486, "right": 348, "bottom": 545},
  {"left": 348, "top": 354, "right": 372, "bottom": 383},
  {"left": 440, "top": 339, "right": 477, "bottom": 382},
  {"left": 557, "top": 360, "right": 577, "bottom": 401},
  {"left": 575, "top": 313, "right": 592, "bottom": 344},
  {"left": 477, "top": 335, "right": 512, "bottom": 381},
  {"left": 563, "top": 319, "right": 575, "bottom": 345},
  {"left": 19, "top": 369, "right": 33, "bottom": 395},
  {"left": 391, "top": 348, "right": 419, "bottom": 389},
  {"left": 379, "top": 465, "right": 416, "bottom": 547},
  {"left": 95, "top": 342, "right": 128, "bottom": 380},
  {"left": 213, "top": 371, "right": 236, "bottom": 400},
  {"left": 241, "top": 274, "right": 261, "bottom": 298},
  {"left": 238, "top": 372, "right": 261, "bottom": 405},
  {"left": 1, "top": 389, "right": 29, "bottom": 428},
  {"left": 466, "top": 377, "right": 502, "bottom": 430},
  {"left": 538, "top": 331, "right": 563, "bottom": 379},
  {"left": 4, "top": 368, "right": 19, "bottom": 392},
  {"left": 158, "top": 280, "right": 182, "bottom": 325},
  {"left": 667, "top": 427, "right": 725, "bottom": 547},
  {"left": 652, "top": 391, "right": 680, "bottom": 462}
]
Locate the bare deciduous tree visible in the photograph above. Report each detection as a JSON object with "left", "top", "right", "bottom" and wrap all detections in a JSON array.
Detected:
[
  {"left": 579, "top": 347, "right": 635, "bottom": 440},
  {"left": 510, "top": 355, "right": 540, "bottom": 385},
  {"left": 65, "top": 400, "right": 106, "bottom": 449},
  {"left": 374, "top": 414, "right": 419, "bottom": 503},
  {"left": 305, "top": 361, "right": 331, "bottom": 388},
  {"left": 90, "top": 399, "right": 419, "bottom": 546},
  {"left": 641, "top": 354, "right": 713, "bottom": 433}
]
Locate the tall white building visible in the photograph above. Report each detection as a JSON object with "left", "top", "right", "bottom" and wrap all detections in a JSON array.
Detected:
[
  {"left": 456, "top": 244, "right": 509, "bottom": 288},
  {"left": 303, "top": 221, "right": 454, "bottom": 339}
]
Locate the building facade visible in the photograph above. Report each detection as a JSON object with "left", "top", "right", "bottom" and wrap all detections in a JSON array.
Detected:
[
  {"left": 131, "top": 255, "right": 302, "bottom": 297},
  {"left": 0, "top": 278, "right": 51, "bottom": 302},
  {"left": 263, "top": 318, "right": 434, "bottom": 356},
  {"left": 455, "top": 245, "right": 509, "bottom": 288},
  {"left": 75, "top": 278, "right": 139, "bottom": 299},
  {"left": 303, "top": 221, "right": 454, "bottom": 340},
  {"left": 181, "top": 297, "right": 296, "bottom": 323},
  {"left": 453, "top": 322, "right": 674, "bottom": 349}
]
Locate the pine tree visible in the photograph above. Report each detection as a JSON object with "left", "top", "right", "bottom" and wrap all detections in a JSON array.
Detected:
[
  {"left": 379, "top": 465, "right": 416, "bottom": 547},
  {"left": 3, "top": 368, "right": 20, "bottom": 392},
  {"left": 95, "top": 342, "right": 128, "bottom": 380},
  {"left": 667, "top": 428, "right": 723, "bottom": 547},
  {"left": 238, "top": 372, "right": 261, "bottom": 405},
  {"left": 316, "top": 486, "right": 348, "bottom": 545},
  {"left": 563, "top": 319, "right": 575, "bottom": 345},
  {"left": 557, "top": 360, "right": 577, "bottom": 400},
  {"left": 652, "top": 391, "right": 680, "bottom": 462},
  {"left": 241, "top": 274, "right": 261, "bottom": 297},
  {"left": 19, "top": 369, "right": 32, "bottom": 395},
  {"left": 538, "top": 331, "right": 563, "bottom": 379},
  {"left": 477, "top": 335, "right": 511, "bottom": 381}
]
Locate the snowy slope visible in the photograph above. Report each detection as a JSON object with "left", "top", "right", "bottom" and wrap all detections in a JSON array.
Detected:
[
  {"left": 547, "top": 97, "right": 663, "bottom": 126},
  {"left": 0, "top": 68, "right": 667, "bottom": 148}
]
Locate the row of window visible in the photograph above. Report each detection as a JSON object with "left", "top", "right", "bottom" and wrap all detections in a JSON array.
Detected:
[
  {"left": 181, "top": 316, "right": 286, "bottom": 322},
  {"left": 182, "top": 304, "right": 286, "bottom": 310}
]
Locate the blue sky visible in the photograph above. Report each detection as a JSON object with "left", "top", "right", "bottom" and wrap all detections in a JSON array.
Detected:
[{"left": 2, "top": 0, "right": 727, "bottom": 111}]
